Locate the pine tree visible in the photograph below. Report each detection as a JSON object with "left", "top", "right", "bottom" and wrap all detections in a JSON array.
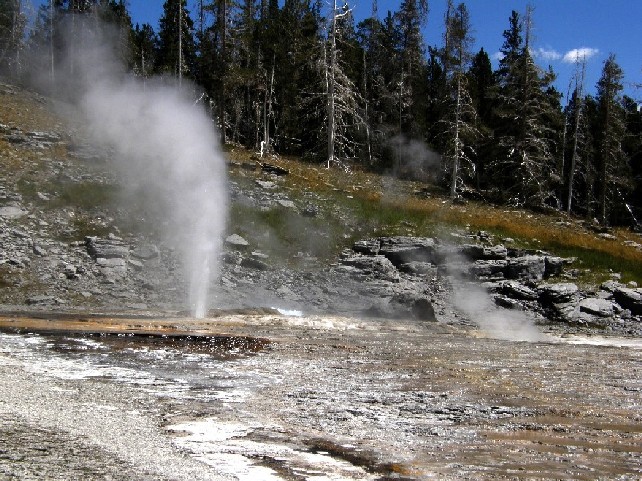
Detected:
[
  {"left": 157, "top": 0, "right": 196, "bottom": 81},
  {"left": 97, "top": 1, "right": 134, "bottom": 69},
  {"left": 271, "top": 0, "right": 324, "bottom": 156},
  {"left": 0, "top": 0, "right": 26, "bottom": 77},
  {"left": 225, "top": 0, "right": 260, "bottom": 145},
  {"left": 467, "top": 47, "right": 495, "bottom": 188},
  {"left": 26, "top": 2, "right": 55, "bottom": 82},
  {"left": 393, "top": 0, "right": 428, "bottom": 138},
  {"left": 132, "top": 23, "right": 158, "bottom": 78},
  {"left": 196, "top": 0, "right": 231, "bottom": 142},
  {"left": 356, "top": 6, "right": 399, "bottom": 167},
  {"left": 594, "top": 53, "right": 628, "bottom": 225},
  {"left": 491, "top": 8, "right": 561, "bottom": 208},
  {"left": 622, "top": 95, "right": 642, "bottom": 222}
]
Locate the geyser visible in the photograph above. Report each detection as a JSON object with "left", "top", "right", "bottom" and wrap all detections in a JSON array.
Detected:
[
  {"left": 45, "top": 20, "right": 227, "bottom": 318},
  {"left": 82, "top": 81, "right": 227, "bottom": 318}
]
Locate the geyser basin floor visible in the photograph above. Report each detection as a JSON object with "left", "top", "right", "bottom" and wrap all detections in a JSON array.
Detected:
[{"left": 0, "top": 312, "right": 640, "bottom": 480}]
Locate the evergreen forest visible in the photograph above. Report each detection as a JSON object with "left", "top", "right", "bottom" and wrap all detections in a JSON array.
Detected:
[{"left": 1, "top": 0, "right": 641, "bottom": 227}]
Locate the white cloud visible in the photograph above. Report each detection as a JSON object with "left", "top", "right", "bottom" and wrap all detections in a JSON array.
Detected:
[
  {"left": 563, "top": 47, "right": 599, "bottom": 63},
  {"left": 533, "top": 47, "right": 562, "bottom": 61},
  {"left": 491, "top": 51, "right": 504, "bottom": 62}
]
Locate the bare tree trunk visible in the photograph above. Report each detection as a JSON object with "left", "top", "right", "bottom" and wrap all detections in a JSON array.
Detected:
[
  {"left": 450, "top": 75, "right": 461, "bottom": 198},
  {"left": 326, "top": 0, "right": 337, "bottom": 169},
  {"left": 560, "top": 85, "right": 569, "bottom": 196},
  {"left": 566, "top": 59, "right": 585, "bottom": 214},
  {"left": 178, "top": 0, "right": 183, "bottom": 86},
  {"left": 220, "top": 0, "right": 227, "bottom": 144}
]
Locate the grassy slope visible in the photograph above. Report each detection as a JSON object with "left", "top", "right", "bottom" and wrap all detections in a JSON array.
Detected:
[
  {"left": 2, "top": 82, "right": 642, "bottom": 290},
  {"left": 228, "top": 148, "right": 642, "bottom": 287}
]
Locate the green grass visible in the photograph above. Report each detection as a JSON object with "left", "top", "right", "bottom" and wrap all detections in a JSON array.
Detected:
[
  {"left": 17, "top": 175, "right": 116, "bottom": 211},
  {"left": 66, "top": 215, "right": 113, "bottom": 241},
  {"left": 49, "top": 181, "right": 116, "bottom": 210},
  {"left": 230, "top": 202, "right": 347, "bottom": 265},
  {"left": 544, "top": 242, "right": 642, "bottom": 286}
]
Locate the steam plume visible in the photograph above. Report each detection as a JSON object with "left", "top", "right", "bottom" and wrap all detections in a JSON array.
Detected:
[
  {"left": 453, "top": 282, "right": 546, "bottom": 342},
  {"left": 447, "top": 249, "right": 545, "bottom": 342},
  {"left": 40, "top": 19, "right": 227, "bottom": 317}
]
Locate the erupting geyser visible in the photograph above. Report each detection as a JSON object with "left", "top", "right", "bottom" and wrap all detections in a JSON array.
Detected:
[
  {"left": 83, "top": 81, "right": 227, "bottom": 318},
  {"left": 46, "top": 20, "right": 228, "bottom": 318}
]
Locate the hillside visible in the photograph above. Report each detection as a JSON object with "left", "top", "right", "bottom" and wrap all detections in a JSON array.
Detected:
[{"left": 1, "top": 80, "right": 642, "bottom": 336}]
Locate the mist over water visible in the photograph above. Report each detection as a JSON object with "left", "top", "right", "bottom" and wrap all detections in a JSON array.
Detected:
[{"left": 39, "top": 21, "right": 228, "bottom": 317}]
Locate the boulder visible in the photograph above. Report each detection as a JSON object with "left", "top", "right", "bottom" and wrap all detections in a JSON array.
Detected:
[
  {"left": 600, "top": 280, "right": 623, "bottom": 293},
  {"left": 339, "top": 254, "right": 399, "bottom": 283},
  {"left": 301, "top": 204, "right": 319, "bottom": 217},
  {"left": 538, "top": 283, "right": 579, "bottom": 304},
  {"left": 494, "top": 295, "right": 525, "bottom": 310},
  {"left": 0, "top": 206, "right": 26, "bottom": 218},
  {"left": 579, "top": 298, "right": 617, "bottom": 318},
  {"left": 97, "top": 258, "right": 127, "bottom": 268},
  {"left": 128, "top": 259, "right": 144, "bottom": 271},
  {"left": 506, "top": 255, "right": 546, "bottom": 281},
  {"left": 353, "top": 239, "right": 381, "bottom": 256},
  {"left": 544, "top": 256, "right": 565, "bottom": 278},
  {"left": 367, "top": 293, "right": 436, "bottom": 322},
  {"left": 85, "top": 237, "right": 128, "bottom": 260},
  {"left": 611, "top": 286, "right": 642, "bottom": 315},
  {"left": 131, "top": 244, "right": 160, "bottom": 260},
  {"left": 398, "top": 261, "right": 438, "bottom": 276},
  {"left": 460, "top": 244, "right": 508, "bottom": 261},
  {"left": 26, "top": 295, "right": 55, "bottom": 305},
  {"left": 410, "top": 297, "right": 437, "bottom": 321},
  {"left": 241, "top": 256, "right": 269, "bottom": 271},
  {"left": 378, "top": 236, "right": 436, "bottom": 267},
  {"left": 255, "top": 180, "right": 276, "bottom": 189},
  {"left": 470, "top": 260, "right": 507, "bottom": 279},
  {"left": 62, "top": 263, "right": 78, "bottom": 279},
  {"left": 225, "top": 234, "right": 249, "bottom": 248},
  {"left": 277, "top": 199, "right": 296, "bottom": 209},
  {"left": 32, "top": 245, "right": 47, "bottom": 256},
  {"left": 498, "top": 280, "right": 538, "bottom": 301}
]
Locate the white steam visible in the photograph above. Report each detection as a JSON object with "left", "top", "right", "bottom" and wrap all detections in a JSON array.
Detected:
[
  {"left": 388, "top": 135, "right": 442, "bottom": 181},
  {"left": 453, "top": 282, "right": 546, "bottom": 342},
  {"left": 446, "top": 249, "right": 545, "bottom": 342},
  {"left": 47, "top": 20, "right": 227, "bottom": 318},
  {"left": 83, "top": 81, "right": 227, "bottom": 317}
]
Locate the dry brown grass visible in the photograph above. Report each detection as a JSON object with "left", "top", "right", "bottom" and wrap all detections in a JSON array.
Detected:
[
  {"left": 230, "top": 147, "right": 642, "bottom": 283},
  {"left": 0, "top": 85, "right": 65, "bottom": 132}
]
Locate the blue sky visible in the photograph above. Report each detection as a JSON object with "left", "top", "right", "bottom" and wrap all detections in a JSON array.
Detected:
[{"left": 39, "top": 0, "right": 642, "bottom": 101}]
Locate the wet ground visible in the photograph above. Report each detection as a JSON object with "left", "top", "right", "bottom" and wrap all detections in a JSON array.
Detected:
[{"left": 0, "top": 313, "right": 640, "bottom": 480}]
